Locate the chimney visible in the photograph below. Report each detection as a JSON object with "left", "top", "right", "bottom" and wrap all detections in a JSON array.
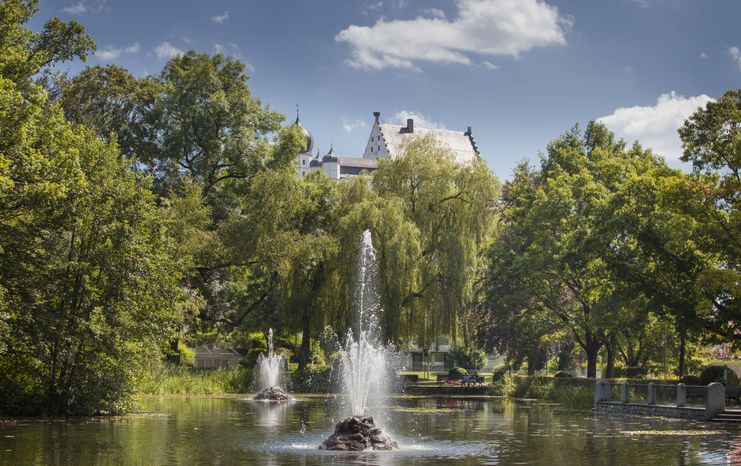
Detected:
[
  {"left": 402, "top": 118, "right": 414, "bottom": 133},
  {"left": 373, "top": 111, "right": 380, "bottom": 123},
  {"left": 465, "top": 126, "right": 472, "bottom": 136}
]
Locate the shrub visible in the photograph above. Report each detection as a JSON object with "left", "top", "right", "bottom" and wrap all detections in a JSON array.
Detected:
[
  {"left": 491, "top": 367, "right": 508, "bottom": 382},
  {"left": 700, "top": 365, "right": 740, "bottom": 386},
  {"left": 242, "top": 348, "right": 266, "bottom": 368},
  {"left": 448, "top": 367, "right": 467, "bottom": 380},
  {"left": 553, "top": 370, "right": 573, "bottom": 378},
  {"left": 177, "top": 341, "right": 195, "bottom": 367},
  {"left": 288, "top": 365, "right": 338, "bottom": 393},
  {"left": 449, "top": 346, "right": 488, "bottom": 371},
  {"left": 680, "top": 375, "right": 702, "bottom": 385}
]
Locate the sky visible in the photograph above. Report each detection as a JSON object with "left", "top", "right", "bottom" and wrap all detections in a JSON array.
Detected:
[{"left": 34, "top": 0, "right": 741, "bottom": 180}]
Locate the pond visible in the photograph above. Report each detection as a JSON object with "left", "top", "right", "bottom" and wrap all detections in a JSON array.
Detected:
[{"left": 0, "top": 396, "right": 738, "bottom": 465}]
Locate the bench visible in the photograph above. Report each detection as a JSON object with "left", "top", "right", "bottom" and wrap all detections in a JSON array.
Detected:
[
  {"left": 461, "top": 375, "right": 485, "bottom": 387},
  {"left": 400, "top": 374, "right": 419, "bottom": 383}
]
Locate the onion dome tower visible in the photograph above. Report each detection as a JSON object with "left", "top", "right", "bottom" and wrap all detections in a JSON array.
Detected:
[
  {"left": 295, "top": 106, "right": 314, "bottom": 178},
  {"left": 294, "top": 107, "right": 314, "bottom": 154}
]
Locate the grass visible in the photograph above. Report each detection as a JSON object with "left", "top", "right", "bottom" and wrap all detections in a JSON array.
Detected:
[
  {"left": 498, "top": 373, "right": 595, "bottom": 410},
  {"left": 137, "top": 364, "right": 253, "bottom": 396}
]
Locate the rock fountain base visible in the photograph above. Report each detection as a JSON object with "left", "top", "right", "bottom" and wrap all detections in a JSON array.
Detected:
[
  {"left": 253, "top": 386, "right": 291, "bottom": 401},
  {"left": 318, "top": 416, "right": 397, "bottom": 451}
]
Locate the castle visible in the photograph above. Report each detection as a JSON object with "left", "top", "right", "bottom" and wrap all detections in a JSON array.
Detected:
[{"left": 296, "top": 111, "right": 480, "bottom": 181}]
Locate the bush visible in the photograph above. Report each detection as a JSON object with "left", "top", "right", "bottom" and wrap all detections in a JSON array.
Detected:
[
  {"left": 680, "top": 375, "right": 702, "bottom": 385},
  {"left": 491, "top": 367, "right": 508, "bottom": 382},
  {"left": 449, "top": 346, "right": 488, "bottom": 371},
  {"left": 611, "top": 366, "right": 646, "bottom": 378},
  {"left": 700, "top": 365, "right": 740, "bottom": 386},
  {"left": 499, "top": 374, "right": 592, "bottom": 410},
  {"left": 177, "top": 341, "right": 195, "bottom": 367},
  {"left": 553, "top": 371, "right": 573, "bottom": 378},
  {"left": 448, "top": 367, "right": 467, "bottom": 380},
  {"left": 242, "top": 348, "right": 266, "bottom": 368},
  {"left": 288, "top": 365, "right": 338, "bottom": 393}
]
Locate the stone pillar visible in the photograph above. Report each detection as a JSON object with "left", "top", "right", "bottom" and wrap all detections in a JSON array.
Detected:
[
  {"left": 647, "top": 382, "right": 656, "bottom": 405},
  {"left": 594, "top": 379, "right": 611, "bottom": 409},
  {"left": 676, "top": 383, "right": 686, "bottom": 407},
  {"left": 704, "top": 382, "right": 726, "bottom": 420},
  {"left": 621, "top": 382, "right": 629, "bottom": 403}
]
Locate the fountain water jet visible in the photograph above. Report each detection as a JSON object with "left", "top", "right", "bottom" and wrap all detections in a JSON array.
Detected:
[
  {"left": 254, "top": 328, "right": 291, "bottom": 401},
  {"left": 318, "top": 230, "right": 397, "bottom": 451}
]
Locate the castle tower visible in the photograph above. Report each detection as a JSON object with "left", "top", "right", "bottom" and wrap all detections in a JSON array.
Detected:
[{"left": 294, "top": 107, "right": 314, "bottom": 178}]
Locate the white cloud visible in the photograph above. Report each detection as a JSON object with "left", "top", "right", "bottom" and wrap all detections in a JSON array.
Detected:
[
  {"left": 420, "top": 7, "right": 446, "bottom": 19},
  {"left": 341, "top": 118, "right": 368, "bottom": 133},
  {"left": 392, "top": 110, "right": 442, "bottom": 129},
  {"left": 63, "top": 2, "right": 87, "bottom": 13},
  {"left": 480, "top": 60, "right": 498, "bottom": 70},
  {"left": 154, "top": 42, "right": 183, "bottom": 59},
  {"left": 211, "top": 11, "right": 229, "bottom": 23},
  {"left": 94, "top": 42, "right": 140, "bottom": 61},
  {"left": 62, "top": 0, "right": 107, "bottom": 14},
  {"left": 336, "top": 0, "right": 569, "bottom": 70},
  {"left": 700, "top": 52, "right": 708, "bottom": 59},
  {"left": 730, "top": 46, "right": 741, "bottom": 71},
  {"left": 597, "top": 91, "right": 714, "bottom": 160}
]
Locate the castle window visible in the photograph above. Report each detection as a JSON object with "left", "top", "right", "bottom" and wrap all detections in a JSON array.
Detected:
[
  {"left": 302, "top": 159, "right": 306, "bottom": 165},
  {"left": 371, "top": 147, "right": 373, "bottom": 153}
]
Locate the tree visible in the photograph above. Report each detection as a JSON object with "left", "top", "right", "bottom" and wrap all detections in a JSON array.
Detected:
[
  {"left": 0, "top": 1, "right": 188, "bottom": 415},
  {"left": 59, "top": 65, "right": 161, "bottom": 159},
  {"left": 0, "top": 0, "right": 94, "bottom": 91},
  {"left": 0, "top": 84, "right": 187, "bottom": 414},
  {"left": 479, "top": 123, "right": 667, "bottom": 378},
  {"left": 678, "top": 90, "right": 740, "bottom": 340},
  {"left": 138, "top": 51, "right": 304, "bottom": 202},
  {"left": 373, "top": 135, "right": 500, "bottom": 346}
]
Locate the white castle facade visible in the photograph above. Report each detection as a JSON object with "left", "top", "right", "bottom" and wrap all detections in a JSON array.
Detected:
[{"left": 296, "top": 111, "right": 480, "bottom": 181}]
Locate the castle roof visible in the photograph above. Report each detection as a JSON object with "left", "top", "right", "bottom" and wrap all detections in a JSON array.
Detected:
[{"left": 376, "top": 123, "right": 479, "bottom": 164}]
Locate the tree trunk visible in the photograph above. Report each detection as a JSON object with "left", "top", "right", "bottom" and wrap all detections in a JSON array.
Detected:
[
  {"left": 526, "top": 347, "right": 539, "bottom": 376},
  {"left": 678, "top": 327, "right": 687, "bottom": 379},
  {"left": 605, "top": 335, "right": 616, "bottom": 379},
  {"left": 585, "top": 330, "right": 602, "bottom": 379},
  {"left": 298, "top": 305, "right": 311, "bottom": 370}
]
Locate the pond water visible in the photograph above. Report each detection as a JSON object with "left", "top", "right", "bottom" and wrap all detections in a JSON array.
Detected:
[{"left": 0, "top": 396, "right": 738, "bottom": 465}]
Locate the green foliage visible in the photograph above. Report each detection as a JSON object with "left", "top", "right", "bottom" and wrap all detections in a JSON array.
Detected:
[
  {"left": 449, "top": 346, "right": 488, "bottom": 371},
  {"left": 0, "top": 0, "right": 94, "bottom": 89},
  {"left": 288, "top": 365, "right": 338, "bottom": 393},
  {"left": 699, "top": 365, "right": 740, "bottom": 386},
  {"left": 500, "top": 374, "right": 593, "bottom": 410},
  {"left": 553, "top": 371, "right": 573, "bottom": 378},
  {"left": 448, "top": 367, "right": 468, "bottom": 379},
  {"left": 137, "top": 364, "right": 252, "bottom": 395},
  {"left": 177, "top": 341, "right": 195, "bottom": 367}
]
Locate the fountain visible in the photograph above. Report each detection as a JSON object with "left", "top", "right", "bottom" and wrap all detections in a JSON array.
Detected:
[
  {"left": 253, "top": 328, "right": 291, "bottom": 401},
  {"left": 318, "top": 230, "right": 398, "bottom": 451}
]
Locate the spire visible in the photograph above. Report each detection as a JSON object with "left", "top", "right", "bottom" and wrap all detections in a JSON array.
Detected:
[{"left": 295, "top": 104, "right": 300, "bottom": 124}]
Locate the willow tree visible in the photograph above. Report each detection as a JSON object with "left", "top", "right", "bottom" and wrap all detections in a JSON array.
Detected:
[{"left": 372, "top": 135, "right": 500, "bottom": 347}]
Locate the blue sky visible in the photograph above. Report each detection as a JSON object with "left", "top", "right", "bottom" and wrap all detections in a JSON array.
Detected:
[{"left": 35, "top": 0, "right": 741, "bottom": 180}]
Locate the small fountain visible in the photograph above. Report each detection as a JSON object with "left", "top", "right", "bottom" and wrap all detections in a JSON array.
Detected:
[
  {"left": 318, "top": 230, "right": 397, "bottom": 451},
  {"left": 254, "top": 328, "right": 291, "bottom": 401}
]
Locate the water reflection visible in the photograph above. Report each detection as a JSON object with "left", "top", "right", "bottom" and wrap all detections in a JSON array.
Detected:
[{"left": 0, "top": 396, "right": 738, "bottom": 465}]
